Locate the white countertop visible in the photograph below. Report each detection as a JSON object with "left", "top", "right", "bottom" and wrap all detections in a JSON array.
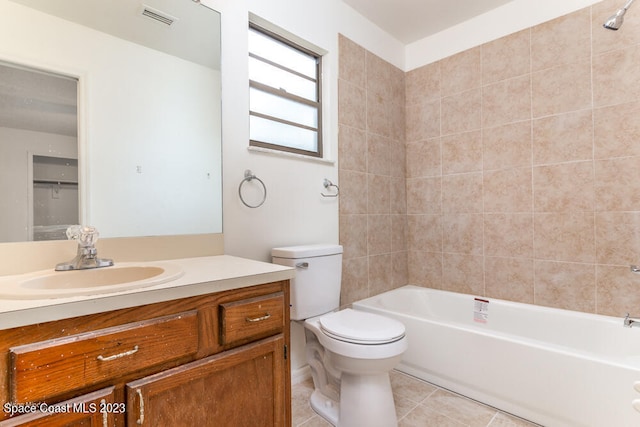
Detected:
[{"left": 0, "top": 255, "right": 295, "bottom": 329}]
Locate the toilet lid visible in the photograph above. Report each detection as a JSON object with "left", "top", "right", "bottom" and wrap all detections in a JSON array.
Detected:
[{"left": 319, "top": 309, "right": 405, "bottom": 344}]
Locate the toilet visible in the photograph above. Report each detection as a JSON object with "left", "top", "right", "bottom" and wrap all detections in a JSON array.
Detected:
[{"left": 272, "top": 244, "right": 407, "bottom": 427}]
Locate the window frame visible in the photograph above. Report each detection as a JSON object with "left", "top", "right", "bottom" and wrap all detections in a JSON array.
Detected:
[{"left": 248, "top": 22, "right": 323, "bottom": 158}]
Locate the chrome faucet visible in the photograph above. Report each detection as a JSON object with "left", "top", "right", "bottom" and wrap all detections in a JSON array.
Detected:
[
  {"left": 55, "top": 225, "right": 114, "bottom": 271},
  {"left": 624, "top": 313, "right": 640, "bottom": 328}
]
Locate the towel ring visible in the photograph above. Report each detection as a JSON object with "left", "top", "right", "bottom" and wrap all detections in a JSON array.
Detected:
[{"left": 238, "top": 170, "right": 267, "bottom": 208}]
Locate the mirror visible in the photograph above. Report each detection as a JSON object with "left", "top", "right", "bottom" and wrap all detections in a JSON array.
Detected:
[{"left": 0, "top": 0, "right": 222, "bottom": 242}]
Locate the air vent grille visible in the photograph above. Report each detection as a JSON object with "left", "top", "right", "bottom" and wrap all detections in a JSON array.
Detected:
[{"left": 141, "top": 6, "right": 176, "bottom": 26}]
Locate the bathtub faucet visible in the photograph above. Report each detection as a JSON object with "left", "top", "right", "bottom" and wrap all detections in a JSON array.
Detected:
[
  {"left": 55, "top": 225, "right": 114, "bottom": 271},
  {"left": 624, "top": 313, "right": 640, "bottom": 328}
]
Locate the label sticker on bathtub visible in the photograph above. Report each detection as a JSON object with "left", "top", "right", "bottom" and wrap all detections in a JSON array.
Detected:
[{"left": 474, "top": 298, "right": 489, "bottom": 323}]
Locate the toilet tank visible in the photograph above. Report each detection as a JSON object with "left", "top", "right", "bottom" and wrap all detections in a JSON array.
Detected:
[{"left": 272, "top": 244, "right": 343, "bottom": 321}]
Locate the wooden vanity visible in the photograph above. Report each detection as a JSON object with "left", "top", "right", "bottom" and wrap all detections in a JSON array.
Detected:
[{"left": 0, "top": 256, "right": 293, "bottom": 426}]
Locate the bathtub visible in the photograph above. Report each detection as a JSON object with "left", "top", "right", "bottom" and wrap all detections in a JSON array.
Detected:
[{"left": 352, "top": 285, "right": 640, "bottom": 427}]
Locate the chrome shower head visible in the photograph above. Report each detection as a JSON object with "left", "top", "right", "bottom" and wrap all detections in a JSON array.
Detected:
[{"left": 604, "top": 0, "right": 636, "bottom": 30}]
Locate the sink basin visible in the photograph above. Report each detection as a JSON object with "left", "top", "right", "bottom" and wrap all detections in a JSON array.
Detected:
[{"left": 0, "top": 262, "right": 184, "bottom": 299}]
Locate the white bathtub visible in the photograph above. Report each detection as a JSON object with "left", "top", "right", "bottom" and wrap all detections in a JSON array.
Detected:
[{"left": 352, "top": 285, "right": 640, "bottom": 427}]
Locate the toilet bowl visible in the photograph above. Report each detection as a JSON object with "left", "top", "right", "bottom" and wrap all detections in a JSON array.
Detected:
[
  {"left": 304, "top": 309, "right": 407, "bottom": 426},
  {"left": 271, "top": 245, "right": 407, "bottom": 427}
]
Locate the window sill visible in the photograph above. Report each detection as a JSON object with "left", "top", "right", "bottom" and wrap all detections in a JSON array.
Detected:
[{"left": 247, "top": 146, "right": 335, "bottom": 165}]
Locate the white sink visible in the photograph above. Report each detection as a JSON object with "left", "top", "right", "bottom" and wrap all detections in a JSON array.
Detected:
[{"left": 0, "top": 262, "right": 184, "bottom": 299}]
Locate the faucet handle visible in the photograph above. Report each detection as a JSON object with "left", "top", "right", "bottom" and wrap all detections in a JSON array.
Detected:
[{"left": 66, "top": 225, "right": 99, "bottom": 247}]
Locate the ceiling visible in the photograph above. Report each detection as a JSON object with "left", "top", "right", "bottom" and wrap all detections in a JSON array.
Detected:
[
  {"left": 343, "top": 0, "right": 515, "bottom": 44},
  {"left": 10, "top": 0, "right": 220, "bottom": 69}
]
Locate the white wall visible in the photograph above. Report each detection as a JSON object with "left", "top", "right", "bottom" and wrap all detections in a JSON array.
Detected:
[{"left": 202, "top": 0, "right": 404, "bottom": 262}]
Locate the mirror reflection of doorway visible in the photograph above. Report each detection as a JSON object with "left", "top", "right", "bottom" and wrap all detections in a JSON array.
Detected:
[
  {"left": 31, "top": 155, "right": 78, "bottom": 240},
  {"left": 0, "top": 61, "right": 78, "bottom": 242}
]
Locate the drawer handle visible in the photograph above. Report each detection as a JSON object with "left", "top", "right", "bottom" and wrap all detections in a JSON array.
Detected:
[
  {"left": 97, "top": 345, "right": 139, "bottom": 361},
  {"left": 246, "top": 313, "right": 271, "bottom": 323},
  {"left": 136, "top": 389, "right": 145, "bottom": 425}
]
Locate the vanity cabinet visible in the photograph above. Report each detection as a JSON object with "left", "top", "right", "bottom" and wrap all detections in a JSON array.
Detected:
[{"left": 0, "top": 280, "right": 291, "bottom": 426}]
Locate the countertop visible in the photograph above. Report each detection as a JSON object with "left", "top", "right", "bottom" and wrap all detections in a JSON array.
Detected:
[{"left": 0, "top": 255, "right": 295, "bottom": 329}]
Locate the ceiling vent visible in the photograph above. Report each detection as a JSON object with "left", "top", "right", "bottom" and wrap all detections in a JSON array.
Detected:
[{"left": 141, "top": 5, "right": 177, "bottom": 26}]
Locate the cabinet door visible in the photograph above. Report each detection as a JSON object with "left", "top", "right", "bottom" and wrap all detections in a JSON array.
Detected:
[
  {"left": 126, "top": 336, "right": 286, "bottom": 427},
  {"left": 0, "top": 387, "right": 116, "bottom": 427}
]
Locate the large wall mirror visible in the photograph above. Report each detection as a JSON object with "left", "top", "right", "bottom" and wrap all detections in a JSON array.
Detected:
[{"left": 0, "top": 0, "right": 222, "bottom": 242}]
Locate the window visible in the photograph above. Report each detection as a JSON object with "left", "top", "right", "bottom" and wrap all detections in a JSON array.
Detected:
[{"left": 248, "top": 23, "right": 323, "bottom": 158}]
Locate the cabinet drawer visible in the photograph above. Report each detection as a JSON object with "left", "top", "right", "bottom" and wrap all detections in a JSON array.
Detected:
[
  {"left": 10, "top": 311, "right": 198, "bottom": 403},
  {"left": 220, "top": 293, "right": 284, "bottom": 346}
]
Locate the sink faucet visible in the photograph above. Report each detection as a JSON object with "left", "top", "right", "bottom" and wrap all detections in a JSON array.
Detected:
[
  {"left": 624, "top": 313, "right": 640, "bottom": 328},
  {"left": 55, "top": 225, "right": 114, "bottom": 271}
]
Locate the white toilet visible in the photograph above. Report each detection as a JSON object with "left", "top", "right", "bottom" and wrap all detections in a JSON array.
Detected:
[{"left": 272, "top": 244, "right": 407, "bottom": 427}]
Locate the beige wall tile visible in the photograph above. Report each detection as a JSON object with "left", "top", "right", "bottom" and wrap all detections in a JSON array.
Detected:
[
  {"left": 442, "top": 130, "right": 483, "bottom": 174},
  {"left": 367, "top": 133, "right": 391, "bottom": 176},
  {"left": 441, "top": 89, "right": 481, "bottom": 135},
  {"left": 341, "top": 256, "right": 369, "bottom": 305},
  {"left": 391, "top": 176, "right": 407, "bottom": 214},
  {"left": 484, "top": 213, "right": 533, "bottom": 258},
  {"left": 442, "top": 213, "right": 483, "bottom": 255},
  {"left": 483, "top": 121, "right": 532, "bottom": 171},
  {"left": 406, "top": 138, "right": 441, "bottom": 178},
  {"left": 442, "top": 253, "right": 484, "bottom": 295},
  {"left": 408, "top": 250, "right": 442, "bottom": 288},
  {"left": 534, "top": 212, "right": 595, "bottom": 263},
  {"left": 407, "top": 177, "right": 442, "bottom": 214},
  {"left": 442, "top": 172, "right": 483, "bottom": 213},
  {"left": 593, "top": 44, "right": 640, "bottom": 108},
  {"left": 338, "top": 125, "right": 367, "bottom": 172},
  {"left": 369, "top": 253, "right": 394, "bottom": 296},
  {"left": 392, "top": 251, "right": 408, "bottom": 288},
  {"left": 482, "top": 29, "right": 531, "bottom": 84},
  {"left": 595, "top": 211, "right": 640, "bottom": 265},
  {"left": 534, "top": 260, "right": 596, "bottom": 312},
  {"left": 531, "top": 8, "right": 591, "bottom": 71},
  {"left": 533, "top": 161, "right": 595, "bottom": 212},
  {"left": 339, "top": 214, "right": 368, "bottom": 259},
  {"left": 533, "top": 110, "right": 594, "bottom": 165},
  {"left": 596, "top": 264, "right": 640, "bottom": 316},
  {"left": 532, "top": 61, "right": 592, "bottom": 117},
  {"left": 339, "top": 170, "right": 368, "bottom": 215},
  {"left": 595, "top": 156, "right": 640, "bottom": 211},
  {"left": 391, "top": 214, "right": 408, "bottom": 252},
  {"left": 338, "top": 1, "right": 640, "bottom": 316},
  {"left": 483, "top": 168, "right": 532, "bottom": 213},
  {"left": 406, "top": 61, "right": 440, "bottom": 105},
  {"left": 407, "top": 214, "right": 443, "bottom": 253},
  {"left": 485, "top": 256, "right": 535, "bottom": 303},
  {"left": 482, "top": 75, "right": 531, "bottom": 128},
  {"left": 338, "top": 34, "right": 365, "bottom": 87},
  {"left": 594, "top": 101, "right": 640, "bottom": 159},
  {"left": 338, "top": 79, "right": 366, "bottom": 129},
  {"left": 440, "top": 47, "right": 482, "bottom": 96},
  {"left": 368, "top": 214, "right": 391, "bottom": 255},
  {"left": 406, "top": 99, "right": 441, "bottom": 142}
]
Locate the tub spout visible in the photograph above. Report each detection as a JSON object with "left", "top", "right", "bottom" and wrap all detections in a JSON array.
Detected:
[{"left": 624, "top": 313, "right": 640, "bottom": 327}]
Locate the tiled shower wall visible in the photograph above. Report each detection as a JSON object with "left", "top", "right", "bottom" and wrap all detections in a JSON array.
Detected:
[
  {"left": 338, "top": 34, "right": 407, "bottom": 305},
  {"left": 338, "top": 0, "right": 640, "bottom": 316}
]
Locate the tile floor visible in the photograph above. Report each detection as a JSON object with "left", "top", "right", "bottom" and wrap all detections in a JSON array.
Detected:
[{"left": 292, "top": 370, "right": 541, "bottom": 427}]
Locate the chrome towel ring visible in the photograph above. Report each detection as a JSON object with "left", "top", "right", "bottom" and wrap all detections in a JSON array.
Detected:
[{"left": 238, "top": 169, "right": 267, "bottom": 208}]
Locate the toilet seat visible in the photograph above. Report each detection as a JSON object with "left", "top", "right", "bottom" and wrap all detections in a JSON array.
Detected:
[{"left": 319, "top": 309, "right": 405, "bottom": 344}]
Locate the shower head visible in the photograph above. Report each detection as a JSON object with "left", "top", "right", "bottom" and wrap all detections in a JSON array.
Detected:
[{"left": 604, "top": 0, "right": 636, "bottom": 30}]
